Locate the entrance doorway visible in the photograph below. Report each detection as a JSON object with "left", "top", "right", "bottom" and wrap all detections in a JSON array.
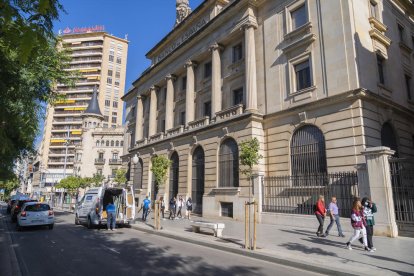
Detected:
[{"left": 192, "top": 146, "right": 205, "bottom": 214}]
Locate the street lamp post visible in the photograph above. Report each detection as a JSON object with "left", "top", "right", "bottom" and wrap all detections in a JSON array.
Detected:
[{"left": 132, "top": 153, "right": 139, "bottom": 192}]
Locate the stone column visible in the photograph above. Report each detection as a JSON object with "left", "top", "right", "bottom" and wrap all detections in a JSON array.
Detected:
[
  {"left": 209, "top": 43, "right": 223, "bottom": 119},
  {"left": 165, "top": 75, "right": 175, "bottom": 131},
  {"left": 135, "top": 95, "right": 144, "bottom": 142},
  {"left": 148, "top": 86, "right": 158, "bottom": 137},
  {"left": 185, "top": 60, "right": 197, "bottom": 125},
  {"left": 244, "top": 23, "right": 258, "bottom": 112},
  {"left": 361, "top": 146, "right": 398, "bottom": 237}
]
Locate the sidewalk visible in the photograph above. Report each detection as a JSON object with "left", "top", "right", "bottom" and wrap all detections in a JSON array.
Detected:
[
  {"left": 0, "top": 205, "right": 21, "bottom": 276},
  {"left": 130, "top": 214, "right": 414, "bottom": 276}
]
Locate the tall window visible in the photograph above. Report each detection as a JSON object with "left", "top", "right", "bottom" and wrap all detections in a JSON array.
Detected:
[
  {"left": 398, "top": 24, "right": 405, "bottom": 43},
  {"left": 133, "top": 158, "right": 143, "bottom": 189},
  {"left": 405, "top": 75, "right": 412, "bottom": 100},
  {"left": 381, "top": 122, "right": 399, "bottom": 157},
  {"left": 104, "top": 116, "right": 109, "bottom": 122},
  {"left": 113, "top": 101, "right": 118, "bottom": 108},
  {"left": 105, "top": 100, "right": 110, "bottom": 107},
  {"left": 114, "top": 79, "right": 120, "bottom": 87},
  {"left": 233, "top": 88, "right": 243, "bottom": 105},
  {"left": 109, "top": 50, "right": 114, "bottom": 62},
  {"left": 204, "top": 101, "right": 211, "bottom": 118},
  {"left": 111, "top": 117, "right": 117, "bottom": 124},
  {"left": 107, "top": 69, "right": 113, "bottom": 76},
  {"left": 116, "top": 57, "right": 122, "bottom": 64},
  {"left": 204, "top": 61, "right": 212, "bottom": 78},
  {"left": 370, "top": 1, "right": 378, "bottom": 18},
  {"left": 96, "top": 140, "right": 99, "bottom": 147},
  {"left": 112, "top": 153, "right": 118, "bottom": 159},
  {"left": 291, "top": 4, "right": 307, "bottom": 30},
  {"left": 107, "top": 77, "right": 112, "bottom": 84},
  {"left": 111, "top": 140, "right": 114, "bottom": 147},
  {"left": 116, "top": 141, "right": 119, "bottom": 147},
  {"left": 219, "top": 138, "right": 239, "bottom": 187},
  {"left": 180, "top": 111, "right": 186, "bottom": 125},
  {"left": 106, "top": 141, "right": 109, "bottom": 147},
  {"left": 169, "top": 152, "right": 179, "bottom": 198},
  {"left": 377, "top": 54, "right": 385, "bottom": 84},
  {"left": 182, "top": 76, "right": 187, "bottom": 90},
  {"left": 98, "top": 152, "right": 104, "bottom": 160},
  {"left": 294, "top": 60, "right": 311, "bottom": 91},
  {"left": 290, "top": 125, "right": 327, "bottom": 176},
  {"left": 232, "top": 43, "right": 243, "bottom": 63},
  {"left": 115, "top": 71, "right": 120, "bottom": 78}
]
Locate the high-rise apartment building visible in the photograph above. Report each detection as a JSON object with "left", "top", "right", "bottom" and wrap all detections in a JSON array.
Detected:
[{"left": 37, "top": 26, "right": 128, "bottom": 186}]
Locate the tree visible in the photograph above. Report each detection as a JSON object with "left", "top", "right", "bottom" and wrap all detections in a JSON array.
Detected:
[
  {"left": 113, "top": 169, "right": 127, "bottom": 186},
  {"left": 55, "top": 176, "right": 83, "bottom": 196},
  {"left": 239, "top": 138, "right": 263, "bottom": 202},
  {"left": 151, "top": 155, "right": 171, "bottom": 187},
  {"left": 0, "top": 0, "right": 75, "bottom": 180},
  {"left": 0, "top": 177, "right": 20, "bottom": 196},
  {"left": 83, "top": 174, "right": 104, "bottom": 188}
]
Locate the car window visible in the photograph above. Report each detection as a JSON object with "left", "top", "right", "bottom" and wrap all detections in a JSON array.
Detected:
[{"left": 25, "top": 204, "right": 50, "bottom": 212}]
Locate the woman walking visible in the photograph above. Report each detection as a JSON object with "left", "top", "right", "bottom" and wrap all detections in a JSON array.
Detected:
[
  {"left": 346, "top": 199, "right": 374, "bottom": 252},
  {"left": 314, "top": 195, "right": 326, "bottom": 237},
  {"left": 186, "top": 197, "right": 192, "bottom": 220}
]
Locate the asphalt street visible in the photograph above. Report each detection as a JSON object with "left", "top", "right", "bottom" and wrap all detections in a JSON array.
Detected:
[{"left": 0, "top": 206, "right": 324, "bottom": 276}]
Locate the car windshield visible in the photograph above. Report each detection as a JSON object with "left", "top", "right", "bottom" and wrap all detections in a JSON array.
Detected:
[
  {"left": 25, "top": 204, "right": 50, "bottom": 212},
  {"left": 18, "top": 200, "right": 36, "bottom": 207}
]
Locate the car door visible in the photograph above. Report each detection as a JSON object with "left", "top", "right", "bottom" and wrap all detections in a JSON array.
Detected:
[{"left": 125, "top": 186, "right": 135, "bottom": 221}]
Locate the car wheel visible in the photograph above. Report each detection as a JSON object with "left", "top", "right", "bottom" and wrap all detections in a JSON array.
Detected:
[
  {"left": 75, "top": 215, "right": 79, "bottom": 225},
  {"left": 48, "top": 224, "right": 54, "bottom": 230},
  {"left": 87, "top": 217, "right": 92, "bottom": 229}
]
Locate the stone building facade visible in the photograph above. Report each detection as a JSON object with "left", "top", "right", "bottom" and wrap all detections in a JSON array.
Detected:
[{"left": 122, "top": 0, "right": 414, "bottom": 221}]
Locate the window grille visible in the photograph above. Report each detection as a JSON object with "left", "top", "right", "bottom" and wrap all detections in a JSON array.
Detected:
[
  {"left": 381, "top": 122, "right": 399, "bottom": 157},
  {"left": 133, "top": 158, "right": 143, "bottom": 189},
  {"left": 169, "top": 152, "right": 179, "bottom": 198},
  {"left": 219, "top": 139, "right": 239, "bottom": 187},
  {"left": 290, "top": 125, "right": 327, "bottom": 176}
]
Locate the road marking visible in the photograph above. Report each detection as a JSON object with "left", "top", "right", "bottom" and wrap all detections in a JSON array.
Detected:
[{"left": 101, "top": 245, "right": 120, "bottom": 254}]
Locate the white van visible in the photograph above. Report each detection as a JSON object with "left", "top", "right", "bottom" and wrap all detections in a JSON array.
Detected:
[{"left": 75, "top": 186, "right": 135, "bottom": 229}]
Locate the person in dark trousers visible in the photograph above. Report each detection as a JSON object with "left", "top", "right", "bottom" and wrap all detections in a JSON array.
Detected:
[
  {"left": 160, "top": 197, "right": 165, "bottom": 219},
  {"left": 186, "top": 197, "right": 192, "bottom": 220},
  {"left": 106, "top": 202, "right": 116, "bottom": 231},
  {"left": 359, "top": 197, "right": 377, "bottom": 251},
  {"left": 315, "top": 195, "right": 326, "bottom": 237},
  {"left": 325, "top": 196, "right": 345, "bottom": 237},
  {"left": 176, "top": 196, "right": 184, "bottom": 218},
  {"left": 168, "top": 196, "right": 176, "bottom": 220},
  {"left": 142, "top": 196, "right": 151, "bottom": 222},
  {"left": 346, "top": 198, "right": 373, "bottom": 252}
]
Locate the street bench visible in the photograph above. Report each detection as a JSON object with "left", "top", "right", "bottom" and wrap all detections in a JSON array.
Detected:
[{"left": 191, "top": 221, "right": 225, "bottom": 237}]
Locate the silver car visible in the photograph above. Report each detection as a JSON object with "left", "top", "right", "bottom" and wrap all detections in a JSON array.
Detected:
[{"left": 16, "top": 202, "right": 54, "bottom": 231}]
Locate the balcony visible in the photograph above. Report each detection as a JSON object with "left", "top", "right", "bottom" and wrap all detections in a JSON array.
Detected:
[
  {"left": 109, "top": 159, "right": 122, "bottom": 165},
  {"left": 149, "top": 132, "right": 164, "bottom": 143},
  {"left": 95, "top": 158, "right": 105, "bottom": 165},
  {"left": 188, "top": 116, "right": 209, "bottom": 130},
  {"left": 215, "top": 104, "right": 244, "bottom": 122},
  {"left": 166, "top": 125, "right": 184, "bottom": 137},
  {"left": 135, "top": 138, "right": 147, "bottom": 148}
]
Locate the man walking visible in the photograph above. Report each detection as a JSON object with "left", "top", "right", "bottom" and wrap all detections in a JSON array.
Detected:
[
  {"left": 324, "top": 196, "right": 345, "bottom": 237},
  {"left": 168, "top": 196, "right": 176, "bottom": 220},
  {"left": 142, "top": 196, "right": 151, "bottom": 222},
  {"left": 106, "top": 202, "right": 116, "bottom": 231}
]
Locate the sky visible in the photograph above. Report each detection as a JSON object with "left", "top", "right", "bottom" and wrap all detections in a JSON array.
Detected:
[
  {"left": 35, "top": 0, "right": 204, "bottom": 148},
  {"left": 54, "top": 0, "right": 204, "bottom": 90}
]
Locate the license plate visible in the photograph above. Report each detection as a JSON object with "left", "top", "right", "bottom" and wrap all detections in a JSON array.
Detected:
[{"left": 32, "top": 220, "right": 43, "bottom": 223}]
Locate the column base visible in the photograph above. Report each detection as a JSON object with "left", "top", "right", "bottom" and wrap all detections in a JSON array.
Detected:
[{"left": 374, "top": 222, "right": 399, "bottom": 237}]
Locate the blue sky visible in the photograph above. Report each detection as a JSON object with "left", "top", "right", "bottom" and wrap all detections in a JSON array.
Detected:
[
  {"left": 54, "top": 0, "right": 204, "bottom": 90},
  {"left": 35, "top": 0, "right": 204, "bottom": 148}
]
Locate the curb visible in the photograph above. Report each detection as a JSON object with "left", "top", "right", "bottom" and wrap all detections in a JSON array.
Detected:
[
  {"left": 0, "top": 209, "right": 22, "bottom": 276},
  {"left": 130, "top": 224, "right": 358, "bottom": 276}
]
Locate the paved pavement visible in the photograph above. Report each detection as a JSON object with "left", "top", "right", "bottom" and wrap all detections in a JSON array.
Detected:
[{"left": 129, "top": 213, "right": 414, "bottom": 276}]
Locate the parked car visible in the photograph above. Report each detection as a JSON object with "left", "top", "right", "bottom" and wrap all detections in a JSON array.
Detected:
[
  {"left": 75, "top": 186, "right": 135, "bottom": 229},
  {"left": 10, "top": 199, "right": 37, "bottom": 222},
  {"left": 16, "top": 202, "right": 54, "bottom": 231},
  {"left": 7, "top": 199, "right": 17, "bottom": 214}
]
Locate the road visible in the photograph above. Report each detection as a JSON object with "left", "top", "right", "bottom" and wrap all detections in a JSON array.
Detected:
[{"left": 1, "top": 207, "right": 324, "bottom": 276}]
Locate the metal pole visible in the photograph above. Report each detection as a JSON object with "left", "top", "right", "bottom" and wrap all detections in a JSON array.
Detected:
[
  {"left": 245, "top": 202, "right": 249, "bottom": 249},
  {"left": 253, "top": 201, "right": 257, "bottom": 250}
]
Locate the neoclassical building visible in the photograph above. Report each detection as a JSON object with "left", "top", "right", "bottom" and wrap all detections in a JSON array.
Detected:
[{"left": 122, "top": 0, "right": 414, "bottom": 220}]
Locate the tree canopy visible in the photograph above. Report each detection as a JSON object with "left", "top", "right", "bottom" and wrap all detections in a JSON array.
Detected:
[
  {"left": 239, "top": 137, "right": 263, "bottom": 178},
  {"left": 0, "top": 177, "right": 20, "bottom": 196},
  {"left": 151, "top": 155, "right": 171, "bottom": 187},
  {"left": 0, "top": 0, "right": 74, "bottom": 180},
  {"left": 113, "top": 169, "right": 127, "bottom": 186}
]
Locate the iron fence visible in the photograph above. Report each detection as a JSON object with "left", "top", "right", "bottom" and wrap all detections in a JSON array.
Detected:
[
  {"left": 390, "top": 158, "right": 414, "bottom": 237},
  {"left": 262, "top": 172, "right": 359, "bottom": 217}
]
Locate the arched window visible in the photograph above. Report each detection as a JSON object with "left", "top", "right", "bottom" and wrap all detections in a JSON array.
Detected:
[
  {"left": 381, "top": 122, "right": 399, "bottom": 157},
  {"left": 111, "top": 140, "right": 114, "bottom": 147},
  {"left": 169, "top": 152, "right": 179, "bottom": 198},
  {"left": 96, "top": 140, "right": 99, "bottom": 147},
  {"left": 121, "top": 141, "right": 124, "bottom": 147},
  {"left": 106, "top": 141, "right": 109, "bottom": 147},
  {"left": 116, "top": 141, "right": 119, "bottom": 147},
  {"left": 219, "top": 138, "right": 239, "bottom": 187},
  {"left": 101, "top": 140, "right": 104, "bottom": 146},
  {"left": 84, "top": 122, "right": 87, "bottom": 127},
  {"left": 290, "top": 125, "right": 327, "bottom": 176}
]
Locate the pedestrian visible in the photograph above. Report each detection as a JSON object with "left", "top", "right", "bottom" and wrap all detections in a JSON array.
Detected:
[
  {"left": 106, "top": 201, "right": 116, "bottom": 231},
  {"left": 186, "top": 197, "right": 193, "bottom": 220},
  {"left": 346, "top": 198, "right": 374, "bottom": 252},
  {"left": 142, "top": 195, "right": 151, "bottom": 222},
  {"left": 358, "top": 197, "right": 377, "bottom": 251},
  {"left": 176, "top": 196, "right": 184, "bottom": 218},
  {"left": 324, "top": 196, "right": 345, "bottom": 237},
  {"left": 314, "top": 195, "right": 326, "bottom": 237},
  {"left": 168, "top": 196, "right": 176, "bottom": 220},
  {"left": 160, "top": 196, "right": 165, "bottom": 219}
]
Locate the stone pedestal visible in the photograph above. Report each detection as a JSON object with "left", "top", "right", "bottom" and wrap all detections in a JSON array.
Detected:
[{"left": 361, "top": 146, "right": 398, "bottom": 237}]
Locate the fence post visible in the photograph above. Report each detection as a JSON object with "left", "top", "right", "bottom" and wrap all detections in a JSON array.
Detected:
[{"left": 361, "top": 147, "right": 398, "bottom": 237}]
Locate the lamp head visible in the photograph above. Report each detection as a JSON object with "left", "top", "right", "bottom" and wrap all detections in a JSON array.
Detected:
[{"left": 132, "top": 154, "right": 139, "bottom": 164}]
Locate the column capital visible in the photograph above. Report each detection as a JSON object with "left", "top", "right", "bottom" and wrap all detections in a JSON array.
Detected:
[
  {"left": 136, "top": 95, "right": 143, "bottom": 100},
  {"left": 185, "top": 60, "right": 198, "bottom": 68},
  {"left": 240, "top": 19, "right": 258, "bottom": 30},
  {"left": 165, "top": 74, "right": 177, "bottom": 81},
  {"left": 209, "top": 42, "right": 224, "bottom": 52},
  {"left": 149, "top": 85, "right": 160, "bottom": 92}
]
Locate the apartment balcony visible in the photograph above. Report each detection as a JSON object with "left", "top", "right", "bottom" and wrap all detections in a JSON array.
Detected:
[
  {"left": 48, "top": 153, "right": 75, "bottom": 157},
  {"left": 70, "top": 51, "right": 103, "bottom": 58},
  {"left": 109, "top": 159, "right": 122, "bottom": 165},
  {"left": 70, "top": 58, "right": 102, "bottom": 65},
  {"left": 95, "top": 158, "right": 105, "bottom": 165},
  {"left": 64, "top": 65, "right": 101, "bottom": 72}
]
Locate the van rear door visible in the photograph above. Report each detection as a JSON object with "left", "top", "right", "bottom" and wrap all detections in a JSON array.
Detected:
[
  {"left": 125, "top": 186, "right": 135, "bottom": 221},
  {"left": 79, "top": 193, "right": 97, "bottom": 218}
]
